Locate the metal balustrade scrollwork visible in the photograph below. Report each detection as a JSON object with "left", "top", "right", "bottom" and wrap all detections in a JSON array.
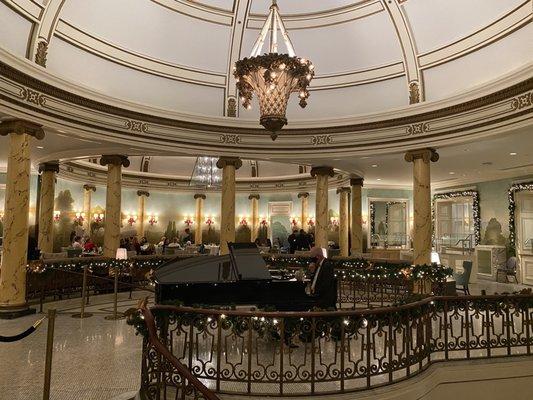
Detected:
[{"left": 138, "top": 294, "right": 533, "bottom": 398}]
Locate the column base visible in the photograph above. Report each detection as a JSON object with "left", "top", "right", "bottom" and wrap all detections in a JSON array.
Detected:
[{"left": 0, "top": 304, "right": 36, "bottom": 319}]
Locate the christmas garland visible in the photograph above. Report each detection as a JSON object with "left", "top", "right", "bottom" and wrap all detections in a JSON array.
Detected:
[
  {"left": 508, "top": 181, "right": 533, "bottom": 248},
  {"left": 432, "top": 190, "right": 480, "bottom": 246}
]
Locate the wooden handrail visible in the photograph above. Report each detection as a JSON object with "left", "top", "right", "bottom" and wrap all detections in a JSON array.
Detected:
[
  {"left": 140, "top": 306, "right": 221, "bottom": 400},
  {"left": 148, "top": 293, "right": 533, "bottom": 318}
]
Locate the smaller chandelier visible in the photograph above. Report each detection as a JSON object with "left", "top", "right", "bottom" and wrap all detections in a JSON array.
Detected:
[{"left": 234, "top": 0, "right": 314, "bottom": 140}]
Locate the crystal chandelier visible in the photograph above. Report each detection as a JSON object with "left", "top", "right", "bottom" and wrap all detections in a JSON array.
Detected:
[
  {"left": 234, "top": 0, "right": 314, "bottom": 140},
  {"left": 190, "top": 156, "right": 222, "bottom": 188}
]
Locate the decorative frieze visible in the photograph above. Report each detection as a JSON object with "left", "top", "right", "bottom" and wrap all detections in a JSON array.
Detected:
[
  {"left": 22, "top": 88, "right": 46, "bottom": 107},
  {"left": 220, "top": 134, "right": 241, "bottom": 144},
  {"left": 406, "top": 122, "right": 429, "bottom": 136},
  {"left": 311, "top": 135, "right": 333, "bottom": 146},
  {"left": 125, "top": 120, "right": 148, "bottom": 133},
  {"left": 511, "top": 92, "right": 532, "bottom": 110}
]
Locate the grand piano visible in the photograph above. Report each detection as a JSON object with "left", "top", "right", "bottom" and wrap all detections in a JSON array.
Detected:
[{"left": 154, "top": 243, "right": 315, "bottom": 311}]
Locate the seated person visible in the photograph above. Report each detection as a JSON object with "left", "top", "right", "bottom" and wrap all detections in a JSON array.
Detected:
[
  {"left": 71, "top": 236, "right": 83, "bottom": 249},
  {"left": 181, "top": 228, "right": 193, "bottom": 245},
  {"left": 307, "top": 247, "right": 337, "bottom": 309},
  {"left": 168, "top": 237, "right": 182, "bottom": 248},
  {"left": 83, "top": 237, "right": 97, "bottom": 252}
]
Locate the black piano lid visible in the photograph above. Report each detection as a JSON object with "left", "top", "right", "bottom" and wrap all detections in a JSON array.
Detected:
[{"left": 153, "top": 242, "right": 272, "bottom": 284}]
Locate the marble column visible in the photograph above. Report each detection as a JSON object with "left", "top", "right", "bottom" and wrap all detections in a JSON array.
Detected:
[
  {"left": 405, "top": 148, "right": 439, "bottom": 265},
  {"left": 194, "top": 194, "right": 206, "bottom": 245},
  {"left": 249, "top": 194, "right": 260, "bottom": 242},
  {"left": 298, "top": 192, "right": 309, "bottom": 232},
  {"left": 83, "top": 184, "right": 96, "bottom": 233},
  {"left": 100, "top": 155, "right": 130, "bottom": 258},
  {"left": 37, "top": 162, "right": 59, "bottom": 253},
  {"left": 350, "top": 177, "right": 364, "bottom": 255},
  {"left": 311, "top": 166, "right": 334, "bottom": 249},
  {"left": 216, "top": 157, "right": 242, "bottom": 255},
  {"left": 0, "top": 120, "right": 44, "bottom": 318},
  {"left": 337, "top": 187, "right": 350, "bottom": 257},
  {"left": 137, "top": 190, "right": 150, "bottom": 238}
]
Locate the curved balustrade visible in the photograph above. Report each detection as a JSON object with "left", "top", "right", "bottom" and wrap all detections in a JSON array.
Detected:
[{"left": 139, "top": 294, "right": 533, "bottom": 398}]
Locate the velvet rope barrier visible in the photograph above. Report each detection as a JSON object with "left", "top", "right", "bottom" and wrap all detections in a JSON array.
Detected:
[{"left": 0, "top": 316, "right": 46, "bottom": 342}]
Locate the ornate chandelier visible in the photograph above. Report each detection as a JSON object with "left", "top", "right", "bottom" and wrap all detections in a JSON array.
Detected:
[
  {"left": 190, "top": 156, "right": 222, "bottom": 188},
  {"left": 234, "top": 0, "right": 314, "bottom": 140}
]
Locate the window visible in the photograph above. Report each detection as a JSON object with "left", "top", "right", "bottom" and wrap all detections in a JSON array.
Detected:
[{"left": 435, "top": 198, "right": 474, "bottom": 250}]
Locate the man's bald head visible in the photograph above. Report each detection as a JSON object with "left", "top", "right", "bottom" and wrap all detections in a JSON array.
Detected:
[{"left": 309, "top": 246, "right": 326, "bottom": 261}]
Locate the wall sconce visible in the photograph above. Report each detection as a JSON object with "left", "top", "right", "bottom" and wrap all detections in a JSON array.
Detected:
[
  {"left": 290, "top": 215, "right": 299, "bottom": 228},
  {"left": 330, "top": 217, "right": 339, "bottom": 227},
  {"left": 239, "top": 216, "right": 248, "bottom": 226},
  {"left": 205, "top": 216, "right": 215, "bottom": 226},
  {"left": 126, "top": 213, "right": 138, "bottom": 226},
  {"left": 307, "top": 217, "right": 315, "bottom": 227},
  {"left": 260, "top": 216, "right": 268, "bottom": 227},
  {"left": 148, "top": 214, "right": 158, "bottom": 226},
  {"left": 184, "top": 216, "right": 194, "bottom": 227},
  {"left": 74, "top": 212, "right": 85, "bottom": 225},
  {"left": 53, "top": 211, "right": 61, "bottom": 223},
  {"left": 93, "top": 213, "right": 104, "bottom": 223},
  {"left": 0, "top": 210, "right": 4, "bottom": 221}
]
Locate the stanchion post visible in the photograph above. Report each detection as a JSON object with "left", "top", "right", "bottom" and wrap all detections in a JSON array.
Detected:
[
  {"left": 72, "top": 265, "right": 93, "bottom": 319},
  {"left": 43, "top": 309, "right": 56, "bottom": 400},
  {"left": 105, "top": 266, "right": 125, "bottom": 320}
]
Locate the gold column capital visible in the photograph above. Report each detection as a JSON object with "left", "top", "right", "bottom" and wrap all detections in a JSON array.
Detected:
[
  {"left": 404, "top": 148, "right": 439, "bottom": 163},
  {"left": 349, "top": 176, "right": 364, "bottom": 187},
  {"left": 216, "top": 156, "right": 242, "bottom": 170},
  {"left": 194, "top": 193, "right": 206, "bottom": 200},
  {"left": 83, "top": 184, "right": 96, "bottom": 192},
  {"left": 310, "top": 166, "right": 334, "bottom": 178},
  {"left": 0, "top": 119, "right": 45, "bottom": 140},
  {"left": 297, "top": 192, "right": 309, "bottom": 199},
  {"left": 248, "top": 194, "right": 260, "bottom": 200},
  {"left": 137, "top": 190, "right": 150, "bottom": 197},
  {"left": 336, "top": 187, "right": 351, "bottom": 194},
  {"left": 100, "top": 154, "right": 130, "bottom": 167},
  {"left": 38, "top": 161, "right": 59, "bottom": 174}
]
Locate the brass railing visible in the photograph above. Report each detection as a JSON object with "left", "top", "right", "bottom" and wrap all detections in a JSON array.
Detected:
[{"left": 140, "top": 294, "right": 533, "bottom": 398}]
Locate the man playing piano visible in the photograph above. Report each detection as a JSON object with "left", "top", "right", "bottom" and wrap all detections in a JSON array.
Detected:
[{"left": 308, "top": 247, "right": 337, "bottom": 309}]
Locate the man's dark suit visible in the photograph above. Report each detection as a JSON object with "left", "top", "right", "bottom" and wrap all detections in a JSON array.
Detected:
[{"left": 312, "top": 259, "right": 337, "bottom": 309}]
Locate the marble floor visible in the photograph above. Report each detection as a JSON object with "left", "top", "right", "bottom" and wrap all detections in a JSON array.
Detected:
[
  {"left": 0, "top": 291, "right": 153, "bottom": 400},
  {"left": 0, "top": 280, "right": 529, "bottom": 400}
]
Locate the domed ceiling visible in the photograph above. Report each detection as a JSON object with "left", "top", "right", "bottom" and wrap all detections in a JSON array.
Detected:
[{"left": 0, "top": 0, "right": 530, "bottom": 121}]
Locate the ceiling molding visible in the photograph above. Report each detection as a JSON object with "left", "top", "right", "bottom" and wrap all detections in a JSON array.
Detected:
[
  {"left": 225, "top": 0, "right": 252, "bottom": 116},
  {"left": 27, "top": 0, "right": 65, "bottom": 66},
  {"left": 149, "top": 0, "right": 234, "bottom": 26},
  {"left": 247, "top": 1, "right": 384, "bottom": 30},
  {"left": 382, "top": 0, "right": 423, "bottom": 103},
  {"left": 58, "top": 160, "right": 352, "bottom": 194},
  {"left": 0, "top": 0, "right": 42, "bottom": 21},
  {"left": 0, "top": 49, "right": 531, "bottom": 159},
  {"left": 54, "top": 22, "right": 227, "bottom": 87},
  {"left": 419, "top": 1, "right": 532, "bottom": 69}
]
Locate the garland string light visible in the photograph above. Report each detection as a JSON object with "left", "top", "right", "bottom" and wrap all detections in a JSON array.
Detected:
[{"left": 508, "top": 181, "right": 533, "bottom": 248}]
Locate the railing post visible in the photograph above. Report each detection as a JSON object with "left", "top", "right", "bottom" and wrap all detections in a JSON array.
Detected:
[
  {"left": 216, "top": 315, "right": 222, "bottom": 392},
  {"left": 443, "top": 300, "right": 449, "bottom": 360},
  {"left": 465, "top": 301, "right": 470, "bottom": 359},
  {"left": 42, "top": 309, "right": 56, "bottom": 400},
  {"left": 105, "top": 266, "right": 124, "bottom": 320},
  {"left": 72, "top": 265, "right": 93, "bottom": 319},
  {"left": 279, "top": 318, "right": 284, "bottom": 396},
  {"left": 340, "top": 320, "right": 345, "bottom": 392},
  {"left": 485, "top": 305, "right": 492, "bottom": 358},
  {"left": 247, "top": 316, "right": 253, "bottom": 394},
  {"left": 311, "top": 317, "right": 316, "bottom": 394},
  {"left": 505, "top": 301, "right": 512, "bottom": 356},
  {"left": 526, "top": 300, "right": 531, "bottom": 356},
  {"left": 366, "top": 318, "right": 371, "bottom": 388},
  {"left": 388, "top": 315, "right": 393, "bottom": 384}
]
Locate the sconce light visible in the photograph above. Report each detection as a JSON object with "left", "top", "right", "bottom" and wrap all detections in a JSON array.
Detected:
[
  {"left": 184, "top": 216, "right": 194, "bottom": 227},
  {"left": 205, "top": 216, "right": 215, "bottom": 226},
  {"left": 239, "top": 216, "right": 248, "bottom": 226},
  {"left": 290, "top": 215, "right": 299, "bottom": 228},
  {"left": 53, "top": 211, "right": 61, "bottom": 223},
  {"left": 148, "top": 214, "right": 158, "bottom": 226},
  {"left": 307, "top": 217, "right": 315, "bottom": 227},
  {"left": 93, "top": 213, "right": 104, "bottom": 223},
  {"left": 0, "top": 210, "right": 4, "bottom": 221},
  {"left": 126, "top": 213, "right": 138, "bottom": 226},
  {"left": 330, "top": 217, "right": 339, "bottom": 227},
  {"left": 74, "top": 211, "right": 85, "bottom": 225}
]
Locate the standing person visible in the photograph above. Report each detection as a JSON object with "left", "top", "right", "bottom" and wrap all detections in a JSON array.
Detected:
[
  {"left": 296, "top": 229, "right": 311, "bottom": 251},
  {"left": 308, "top": 247, "right": 337, "bottom": 309},
  {"left": 288, "top": 229, "right": 298, "bottom": 254}
]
